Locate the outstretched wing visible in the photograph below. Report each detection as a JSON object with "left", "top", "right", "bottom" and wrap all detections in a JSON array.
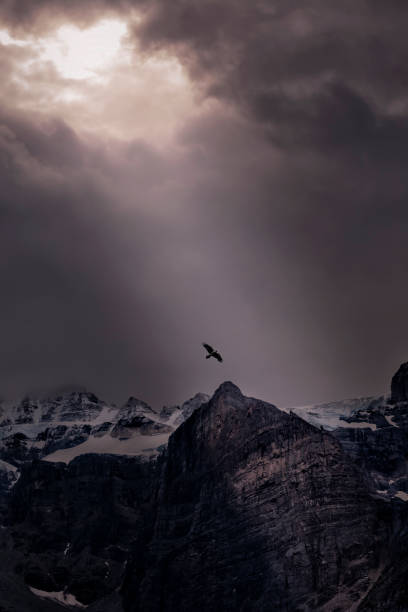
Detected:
[
  {"left": 202, "top": 343, "right": 214, "bottom": 353},
  {"left": 213, "top": 351, "right": 223, "bottom": 362}
]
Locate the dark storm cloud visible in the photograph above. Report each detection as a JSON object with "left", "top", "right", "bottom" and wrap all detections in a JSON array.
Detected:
[
  {"left": 135, "top": 1, "right": 408, "bottom": 136},
  {"left": 1, "top": 0, "right": 408, "bottom": 407},
  {"left": 0, "top": 0, "right": 132, "bottom": 32}
]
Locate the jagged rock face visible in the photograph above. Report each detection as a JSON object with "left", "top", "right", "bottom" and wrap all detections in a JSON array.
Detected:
[
  {"left": 8, "top": 391, "right": 107, "bottom": 424},
  {"left": 175, "top": 392, "right": 211, "bottom": 425},
  {"left": 159, "top": 393, "right": 211, "bottom": 426},
  {"left": 110, "top": 398, "right": 172, "bottom": 439},
  {"left": 125, "top": 382, "right": 386, "bottom": 612},
  {"left": 0, "top": 459, "right": 19, "bottom": 515},
  {"left": 287, "top": 367, "right": 408, "bottom": 502},
  {"left": 7, "top": 454, "right": 157, "bottom": 607},
  {"left": 357, "top": 525, "right": 408, "bottom": 612},
  {"left": 391, "top": 362, "right": 408, "bottom": 404},
  {"left": 332, "top": 422, "right": 408, "bottom": 496},
  {"left": 0, "top": 459, "right": 19, "bottom": 492}
]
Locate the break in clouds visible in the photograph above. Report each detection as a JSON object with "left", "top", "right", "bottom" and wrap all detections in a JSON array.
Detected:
[{"left": 1, "top": 0, "right": 408, "bottom": 408}]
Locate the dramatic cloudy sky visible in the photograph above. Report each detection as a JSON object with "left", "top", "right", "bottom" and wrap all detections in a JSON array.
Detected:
[{"left": 1, "top": 0, "right": 407, "bottom": 408}]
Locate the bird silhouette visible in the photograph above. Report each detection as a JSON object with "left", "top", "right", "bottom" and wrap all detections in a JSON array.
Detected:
[{"left": 202, "top": 343, "right": 223, "bottom": 362}]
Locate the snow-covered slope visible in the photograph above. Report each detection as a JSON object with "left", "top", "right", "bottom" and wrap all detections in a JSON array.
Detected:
[
  {"left": 283, "top": 396, "right": 385, "bottom": 431},
  {"left": 29, "top": 587, "right": 86, "bottom": 609},
  {"left": 0, "top": 390, "right": 209, "bottom": 466}
]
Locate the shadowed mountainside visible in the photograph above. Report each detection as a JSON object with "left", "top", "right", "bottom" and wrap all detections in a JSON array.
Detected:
[
  {"left": 123, "top": 382, "right": 390, "bottom": 611},
  {"left": 2, "top": 367, "right": 408, "bottom": 610}
]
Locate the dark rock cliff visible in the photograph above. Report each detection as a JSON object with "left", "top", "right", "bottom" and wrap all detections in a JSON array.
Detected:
[
  {"left": 6, "top": 454, "right": 157, "bottom": 606},
  {"left": 391, "top": 362, "right": 408, "bottom": 404},
  {"left": 123, "top": 382, "right": 387, "bottom": 612}
]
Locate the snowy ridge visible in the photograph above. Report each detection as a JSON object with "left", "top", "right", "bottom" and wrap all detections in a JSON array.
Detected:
[
  {"left": 0, "top": 390, "right": 209, "bottom": 465},
  {"left": 284, "top": 396, "right": 384, "bottom": 431},
  {"left": 284, "top": 391, "right": 408, "bottom": 503}
]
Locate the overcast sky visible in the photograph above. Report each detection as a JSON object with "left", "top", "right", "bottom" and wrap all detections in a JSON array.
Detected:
[{"left": 1, "top": 0, "right": 407, "bottom": 408}]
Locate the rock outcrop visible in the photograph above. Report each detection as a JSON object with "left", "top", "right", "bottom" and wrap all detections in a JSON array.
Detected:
[{"left": 391, "top": 362, "right": 408, "bottom": 404}]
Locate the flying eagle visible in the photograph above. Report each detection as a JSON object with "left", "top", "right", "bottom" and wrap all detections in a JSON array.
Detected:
[{"left": 202, "top": 343, "right": 223, "bottom": 362}]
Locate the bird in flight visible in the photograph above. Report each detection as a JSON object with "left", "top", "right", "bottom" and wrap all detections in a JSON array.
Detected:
[{"left": 202, "top": 343, "right": 223, "bottom": 362}]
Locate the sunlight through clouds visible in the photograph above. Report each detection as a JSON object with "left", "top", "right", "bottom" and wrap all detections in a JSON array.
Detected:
[
  {"left": 39, "top": 19, "right": 129, "bottom": 80},
  {"left": 0, "top": 18, "right": 196, "bottom": 142}
]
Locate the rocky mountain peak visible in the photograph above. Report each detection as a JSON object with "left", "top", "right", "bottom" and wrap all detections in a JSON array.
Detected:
[
  {"left": 133, "top": 384, "right": 384, "bottom": 612},
  {"left": 212, "top": 380, "right": 243, "bottom": 399},
  {"left": 168, "top": 381, "right": 296, "bottom": 474},
  {"left": 121, "top": 396, "right": 156, "bottom": 414},
  {"left": 391, "top": 361, "right": 408, "bottom": 403}
]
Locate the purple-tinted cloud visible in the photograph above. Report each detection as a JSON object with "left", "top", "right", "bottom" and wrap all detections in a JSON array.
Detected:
[{"left": 0, "top": 0, "right": 407, "bottom": 408}]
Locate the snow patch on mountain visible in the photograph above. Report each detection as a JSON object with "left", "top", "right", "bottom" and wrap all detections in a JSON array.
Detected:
[
  {"left": 43, "top": 431, "right": 171, "bottom": 463},
  {"left": 385, "top": 414, "right": 399, "bottom": 427},
  {"left": 394, "top": 491, "right": 408, "bottom": 502},
  {"left": 29, "top": 586, "right": 87, "bottom": 608},
  {"left": 284, "top": 396, "right": 383, "bottom": 431}
]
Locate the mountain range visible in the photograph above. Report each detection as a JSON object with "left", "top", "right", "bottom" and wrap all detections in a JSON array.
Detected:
[{"left": 1, "top": 363, "right": 408, "bottom": 610}]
